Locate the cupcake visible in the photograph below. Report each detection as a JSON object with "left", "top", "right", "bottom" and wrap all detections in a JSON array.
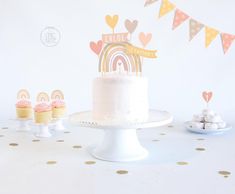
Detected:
[
  {"left": 16, "top": 89, "right": 33, "bottom": 119},
  {"left": 51, "top": 90, "right": 66, "bottom": 118},
  {"left": 34, "top": 92, "right": 52, "bottom": 124}
]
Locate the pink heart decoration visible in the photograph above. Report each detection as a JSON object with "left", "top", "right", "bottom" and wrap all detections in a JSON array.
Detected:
[
  {"left": 90, "top": 40, "right": 103, "bottom": 55},
  {"left": 139, "top": 32, "right": 152, "bottom": 47},
  {"left": 202, "top": 91, "right": 213, "bottom": 103},
  {"left": 125, "top": 19, "right": 138, "bottom": 34}
]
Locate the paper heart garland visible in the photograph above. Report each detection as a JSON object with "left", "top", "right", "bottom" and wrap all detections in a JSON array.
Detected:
[
  {"left": 105, "top": 15, "right": 119, "bottom": 31},
  {"left": 139, "top": 32, "right": 152, "bottom": 47},
  {"left": 90, "top": 40, "right": 103, "bottom": 55},
  {"left": 125, "top": 19, "right": 138, "bottom": 34},
  {"left": 202, "top": 91, "right": 213, "bottom": 103}
]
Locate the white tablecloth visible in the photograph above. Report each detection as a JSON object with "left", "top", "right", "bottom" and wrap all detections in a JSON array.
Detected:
[{"left": 0, "top": 121, "right": 234, "bottom": 194}]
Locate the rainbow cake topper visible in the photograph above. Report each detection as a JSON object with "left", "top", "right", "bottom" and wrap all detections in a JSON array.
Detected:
[
  {"left": 37, "top": 92, "right": 50, "bottom": 103},
  {"left": 17, "top": 89, "right": 30, "bottom": 100},
  {"left": 51, "top": 90, "right": 64, "bottom": 101},
  {"left": 202, "top": 91, "right": 213, "bottom": 109},
  {"left": 90, "top": 14, "right": 157, "bottom": 76}
]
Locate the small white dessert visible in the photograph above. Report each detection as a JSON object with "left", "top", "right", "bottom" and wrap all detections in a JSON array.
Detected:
[
  {"left": 205, "top": 123, "right": 218, "bottom": 129},
  {"left": 189, "top": 109, "right": 227, "bottom": 130},
  {"left": 92, "top": 75, "right": 149, "bottom": 123},
  {"left": 218, "top": 122, "right": 226, "bottom": 128},
  {"left": 202, "top": 109, "right": 215, "bottom": 117},
  {"left": 190, "top": 121, "right": 204, "bottom": 129},
  {"left": 193, "top": 114, "right": 204, "bottom": 122}
]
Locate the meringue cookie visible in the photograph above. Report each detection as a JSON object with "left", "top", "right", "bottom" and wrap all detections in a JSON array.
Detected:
[
  {"left": 217, "top": 122, "right": 226, "bottom": 129},
  {"left": 213, "top": 114, "right": 223, "bottom": 123},
  {"left": 190, "top": 121, "right": 204, "bottom": 129},
  {"left": 193, "top": 114, "right": 204, "bottom": 122},
  {"left": 202, "top": 109, "right": 215, "bottom": 117},
  {"left": 205, "top": 123, "right": 218, "bottom": 129}
]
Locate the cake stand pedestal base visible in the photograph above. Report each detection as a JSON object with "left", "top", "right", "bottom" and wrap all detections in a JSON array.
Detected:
[
  {"left": 35, "top": 125, "right": 52, "bottom": 138},
  {"left": 92, "top": 128, "right": 148, "bottom": 162},
  {"left": 70, "top": 110, "right": 173, "bottom": 162},
  {"left": 16, "top": 119, "right": 31, "bottom": 132},
  {"left": 52, "top": 119, "right": 65, "bottom": 131}
]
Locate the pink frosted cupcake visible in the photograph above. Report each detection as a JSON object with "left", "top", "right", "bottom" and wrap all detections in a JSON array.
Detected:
[
  {"left": 51, "top": 90, "right": 66, "bottom": 118},
  {"left": 34, "top": 92, "right": 52, "bottom": 124},
  {"left": 16, "top": 89, "right": 33, "bottom": 119}
]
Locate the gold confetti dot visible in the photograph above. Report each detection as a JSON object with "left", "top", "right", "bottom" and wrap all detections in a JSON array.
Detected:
[
  {"left": 85, "top": 161, "right": 96, "bottom": 165},
  {"left": 46, "top": 161, "right": 57, "bottom": 165},
  {"left": 73, "top": 145, "right": 82, "bottom": 149},
  {"left": 196, "top": 148, "right": 206, "bottom": 151},
  {"left": 64, "top": 131, "right": 71, "bottom": 134},
  {"left": 1, "top": 127, "right": 8, "bottom": 129},
  {"left": 32, "top": 139, "right": 40, "bottom": 142},
  {"left": 9, "top": 143, "right": 18, "bottom": 146},
  {"left": 56, "top": 140, "right": 64, "bottom": 142},
  {"left": 197, "top": 138, "right": 205, "bottom": 141},
  {"left": 218, "top": 171, "right": 231, "bottom": 176},
  {"left": 152, "top": 139, "right": 160, "bottom": 142},
  {"left": 177, "top": 161, "right": 188, "bottom": 165},
  {"left": 116, "top": 170, "right": 128, "bottom": 174}
]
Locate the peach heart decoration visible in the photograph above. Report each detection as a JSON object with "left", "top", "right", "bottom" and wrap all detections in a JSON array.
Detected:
[
  {"left": 139, "top": 32, "right": 152, "bottom": 47},
  {"left": 90, "top": 40, "right": 103, "bottom": 55},
  {"left": 105, "top": 15, "right": 119, "bottom": 30},
  {"left": 125, "top": 19, "right": 138, "bottom": 34},
  {"left": 202, "top": 91, "right": 213, "bottom": 103}
]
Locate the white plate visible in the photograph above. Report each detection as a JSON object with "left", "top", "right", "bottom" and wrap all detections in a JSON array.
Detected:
[{"left": 185, "top": 121, "right": 232, "bottom": 134}]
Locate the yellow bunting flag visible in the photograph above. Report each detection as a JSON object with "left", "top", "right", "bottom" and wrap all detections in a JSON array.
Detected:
[
  {"left": 205, "top": 27, "right": 219, "bottom": 48},
  {"left": 159, "top": 0, "right": 175, "bottom": 18}
]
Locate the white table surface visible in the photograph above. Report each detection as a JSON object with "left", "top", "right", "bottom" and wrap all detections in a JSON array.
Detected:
[{"left": 0, "top": 120, "right": 234, "bottom": 194}]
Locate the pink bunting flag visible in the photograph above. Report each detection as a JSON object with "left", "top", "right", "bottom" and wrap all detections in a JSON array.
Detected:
[
  {"left": 221, "top": 33, "right": 235, "bottom": 54},
  {"left": 172, "top": 9, "right": 189, "bottom": 30}
]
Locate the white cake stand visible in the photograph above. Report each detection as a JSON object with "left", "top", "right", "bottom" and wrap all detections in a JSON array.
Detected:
[{"left": 70, "top": 110, "right": 173, "bottom": 162}]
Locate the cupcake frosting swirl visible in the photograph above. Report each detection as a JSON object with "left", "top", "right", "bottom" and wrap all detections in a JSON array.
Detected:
[
  {"left": 51, "top": 100, "right": 65, "bottom": 108},
  {"left": 34, "top": 103, "right": 52, "bottom": 112},
  {"left": 16, "top": 100, "right": 32, "bottom": 108}
]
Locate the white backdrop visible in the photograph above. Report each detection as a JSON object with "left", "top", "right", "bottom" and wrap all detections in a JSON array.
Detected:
[{"left": 0, "top": 0, "right": 234, "bottom": 124}]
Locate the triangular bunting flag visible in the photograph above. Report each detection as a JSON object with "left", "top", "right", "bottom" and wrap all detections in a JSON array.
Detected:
[
  {"left": 172, "top": 9, "right": 189, "bottom": 30},
  {"left": 189, "top": 19, "right": 204, "bottom": 41},
  {"left": 159, "top": 0, "right": 175, "bottom": 18},
  {"left": 144, "top": 0, "right": 158, "bottom": 7},
  {"left": 205, "top": 27, "right": 219, "bottom": 48},
  {"left": 221, "top": 33, "right": 235, "bottom": 54}
]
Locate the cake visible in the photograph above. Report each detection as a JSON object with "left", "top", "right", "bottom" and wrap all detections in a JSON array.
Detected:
[
  {"left": 51, "top": 90, "right": 66, "bottom": 118},
  {"left": 92, "top": 75, "right": 149, "bottom": 123},
  {"left": 189, "top": 109, "right": 226, "bottom": 130},
  {"left": 16, "top": 89, "right": 33, "bottom": 119},
  {"left": 34, "top": 92, "right": 52, "bottom": 124},
  {"left": 90, "top": 15, "right": 157, "bottom": 123}
]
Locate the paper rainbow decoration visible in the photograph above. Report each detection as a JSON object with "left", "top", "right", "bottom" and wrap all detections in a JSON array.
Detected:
[
  {"left": 98, "top": 43, "right": 142, "bottom": 74},
  {"left": 17, "top": 89, "right": 30, "bottom": 100},
  {"left": 51, "top": 90, "right": 64, "bottom": 100},
  {"left": 37, "top": 92, "right": 50, "bottom": 102}
]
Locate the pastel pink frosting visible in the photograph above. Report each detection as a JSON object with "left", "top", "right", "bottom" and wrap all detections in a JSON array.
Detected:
[
  {"left": 16, "top": 100, "right": 32, "bottom": 108},
  {"left": 34, "top": 103, "right": 52, "bottom": 112},
  {"left": 51, "top": 100, "right": 66, "bottom": 108}
]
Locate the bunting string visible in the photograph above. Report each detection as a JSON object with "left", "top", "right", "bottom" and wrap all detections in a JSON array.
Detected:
[{"left": 144, "top": 0, "right": 235, "bottom": 54}]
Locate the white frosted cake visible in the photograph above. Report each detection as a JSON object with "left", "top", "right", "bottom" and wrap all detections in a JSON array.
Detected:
[{"left": 92, "top": 75, "right": 149, "bottom": 123}]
